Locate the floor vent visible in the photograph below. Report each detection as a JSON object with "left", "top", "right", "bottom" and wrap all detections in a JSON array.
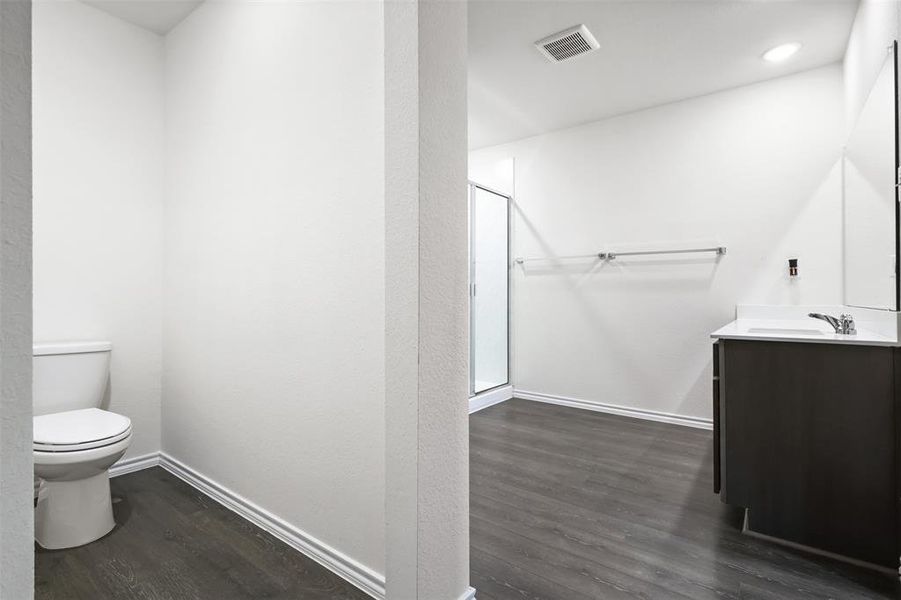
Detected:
[{"left": 535, "top": 24, "right": 599, "bottom": 63}]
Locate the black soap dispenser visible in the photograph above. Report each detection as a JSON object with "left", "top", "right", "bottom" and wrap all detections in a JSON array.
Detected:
[{"left": 788, "top": 258, "right": 799, "bottom": 278}]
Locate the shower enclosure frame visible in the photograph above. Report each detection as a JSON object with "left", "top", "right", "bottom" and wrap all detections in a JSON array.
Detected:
[{"left": 468, "top": 181, "right": 512, "bottom": 398}]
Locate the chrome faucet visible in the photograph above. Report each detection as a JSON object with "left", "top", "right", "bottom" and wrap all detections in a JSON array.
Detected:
[{"left": 808, "top": 312, "right": 856, "bottom": 335}]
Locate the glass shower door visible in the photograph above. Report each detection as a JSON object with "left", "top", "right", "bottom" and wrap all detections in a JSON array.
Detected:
[{"left": 470, "top": 184, "right": 509, "bottom": 395}]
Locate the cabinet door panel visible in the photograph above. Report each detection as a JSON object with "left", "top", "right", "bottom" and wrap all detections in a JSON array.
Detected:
[{"left": 723, "top": 340, "right": 897, "bottom": 567}]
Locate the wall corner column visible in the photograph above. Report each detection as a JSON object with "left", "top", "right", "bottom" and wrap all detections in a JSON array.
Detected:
[
  {"left": 0, "top": 1, "right": 34, "bottom": 597},
  {"left": 385, "top": 0, "right": 470, "bottom": 598}
]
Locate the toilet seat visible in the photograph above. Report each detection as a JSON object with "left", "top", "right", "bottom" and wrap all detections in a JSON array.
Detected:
[{"left": 34, "top": 408, "right": 132, "bottom": 453}]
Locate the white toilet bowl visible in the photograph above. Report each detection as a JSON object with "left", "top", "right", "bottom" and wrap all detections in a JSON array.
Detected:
[
  {"left": 32, "top": 342, "right": 132, "bottom": 550},
  {"left": 33, "top": 408, "right": 132, "bottom": 549}
]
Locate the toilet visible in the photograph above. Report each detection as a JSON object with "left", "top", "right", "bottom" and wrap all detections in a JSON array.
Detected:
[{"left": 33, "top": 341, "right": 132, "bottom": 550}]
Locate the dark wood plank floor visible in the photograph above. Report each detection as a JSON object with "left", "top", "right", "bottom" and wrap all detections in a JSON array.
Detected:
[
  {"left": 35, "top": 467, "right": 370, "bottom": 600},
  {"left": 470, "top": 399, "right": 901, "bottom": 600}
]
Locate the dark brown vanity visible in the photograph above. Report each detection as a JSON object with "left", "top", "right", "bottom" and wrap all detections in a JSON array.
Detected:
[
  {"left": 713, "top": 339, "right": 900, "bottom": 570},
  {"left": 710, "top": 39, "right": 901, "bottom": 573}
]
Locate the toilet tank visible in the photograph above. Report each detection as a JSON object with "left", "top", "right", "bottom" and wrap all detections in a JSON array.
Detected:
[{"left": 33, "top": 342, "right": 112, "bottom": 416}]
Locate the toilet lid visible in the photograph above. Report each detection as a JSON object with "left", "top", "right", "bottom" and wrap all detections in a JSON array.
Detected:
[{"left": 34, "top": 408, "right": 131, "bottom": 452}]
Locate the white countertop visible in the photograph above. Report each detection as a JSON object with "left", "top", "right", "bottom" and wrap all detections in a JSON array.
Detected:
[{"left": 711, "top": 318, "right": 898, "bottom": 346}]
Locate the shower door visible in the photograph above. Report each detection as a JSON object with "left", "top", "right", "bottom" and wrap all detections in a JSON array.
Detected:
[{"left": 469, "top": 183, "right": 510, "bottom": 396}]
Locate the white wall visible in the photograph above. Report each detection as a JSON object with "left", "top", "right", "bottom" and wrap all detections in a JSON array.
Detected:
[
  {"left": 0, "top": 1, "right": 33, "bottom": 596},
  {"left": 163, "top": 0, "right": 386, "bottom": 580},
  {"left": 32, "top": 0, "right": 164, "bottom": 459},
  {"left": 471, "top": 65, "right": 845, "bottom": 422}
]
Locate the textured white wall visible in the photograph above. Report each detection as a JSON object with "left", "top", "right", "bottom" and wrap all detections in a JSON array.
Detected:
[
  {"left": 385, "top": 1, "right": 471, "bottom": 598},
  {"left": 384, "top": 2, "right": 419, "bottom": 594},
  {"left": 416, "top": 2, "right": 470, "bottom": 597},
  {"left": 0, "top": 1, "right": 33, "bottom": 596},
  {"left": 471, "top": 65, "right": 845, "bottom": 422},
  {"left": 32, "top": 0, "right": 164, "bottom": 459},
  {"left": 163, "top": 0, "right": 386, "bottom": 577}
]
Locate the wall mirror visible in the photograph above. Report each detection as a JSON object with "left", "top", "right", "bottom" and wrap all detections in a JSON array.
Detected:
[{"left": 844, "top": 42, "right": 899, "bottom": 311}]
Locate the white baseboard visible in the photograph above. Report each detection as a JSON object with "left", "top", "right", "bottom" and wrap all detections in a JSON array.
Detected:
[
  {"left": 158, "top": 453, "right": 385, "bottom": 599},
  {"left": 458, "top": 586, "right": 478, "bottom": 600},
  {"left": 110, "top": 451, "right": 161, "bottom": 477},
  {"left": 514, "top": 389, "right": 713, "bottom": 430},
  {"left": 469, "top": 384, "right": 513, "bottom": 414}
]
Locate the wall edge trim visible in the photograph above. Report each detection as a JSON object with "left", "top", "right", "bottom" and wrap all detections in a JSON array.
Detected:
[
  {"left": 469, "top": 384, "right": 513, "bottom": 414},
  {"left": 458, "top": 586, "right": 478, "bottom": 600}
]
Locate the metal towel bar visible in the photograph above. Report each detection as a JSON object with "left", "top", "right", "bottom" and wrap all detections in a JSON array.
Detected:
[{"left": 514, "top": 246, "right": 726, "bottom": 264}]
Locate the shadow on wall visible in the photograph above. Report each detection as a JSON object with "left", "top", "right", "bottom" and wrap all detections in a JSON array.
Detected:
[
  {"left": 511, "top": 204, "right": 662, "bottom": 404},
  {"left": 100, "top": 377, "right": 112, "bottom": 412},
  {"left": 514, "top": 202, "right": 725, "bottom": 289},
  {"left": 514, "top": 197, "right": 725, "bottom": 416},
  {"left": 745, "top": 160, "right": 843, "bottom": 306},
  {"left": 678, "top": 362, "right": 713, "bottom": 419},
  {"left": 517, "top": 257, "right": 725, "bottom": 288}
]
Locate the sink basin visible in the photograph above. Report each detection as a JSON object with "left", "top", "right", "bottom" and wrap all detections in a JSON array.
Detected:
[{"left": 747, "top": 327, "right": 824, "bottom": 336}]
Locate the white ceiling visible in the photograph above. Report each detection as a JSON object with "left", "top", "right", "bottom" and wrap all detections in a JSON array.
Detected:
[
  {"left": 469, "top": 0, "right": 860, "bottom": 149},
  {"left": 80, "top": 0, "right": 203, "bottom": 35}
]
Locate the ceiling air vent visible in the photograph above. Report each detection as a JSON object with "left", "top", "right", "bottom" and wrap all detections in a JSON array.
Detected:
[{"left": 535, "top": 24, "right": 599, "bottom": 63}]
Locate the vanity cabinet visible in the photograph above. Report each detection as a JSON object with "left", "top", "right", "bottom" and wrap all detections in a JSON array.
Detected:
[{"left": 713, "top": 339, "right": 899, "bottom": 569}]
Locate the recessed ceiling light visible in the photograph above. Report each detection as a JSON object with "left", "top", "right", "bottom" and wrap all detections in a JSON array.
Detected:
[{"left": 763, "top": 42, "right": 802, "bottom": 63}]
